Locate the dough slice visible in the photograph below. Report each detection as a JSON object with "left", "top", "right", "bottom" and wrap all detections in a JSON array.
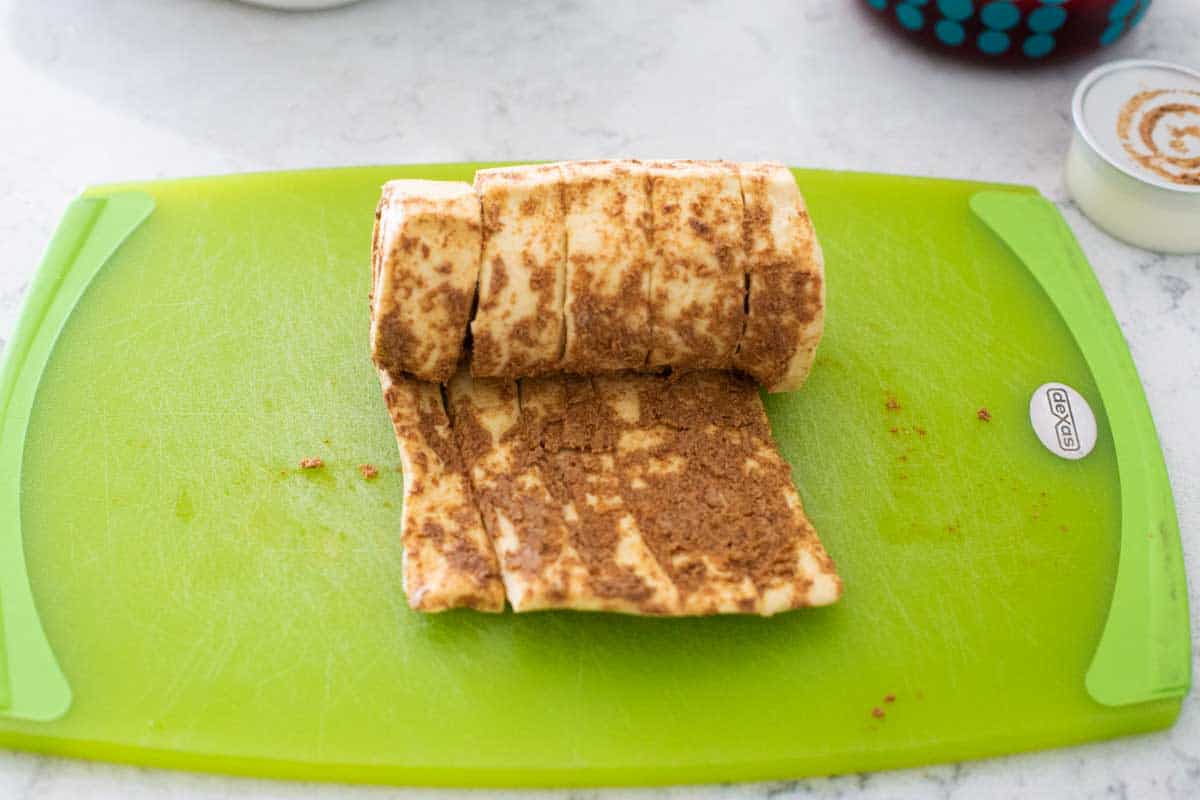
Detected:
[
  {"left": 559, "top": 160, "right": 653, "bottom": 373},
  {"left": 370, "top": 180, "right": 481, "bottom": 384},
  {"left": 470, "top": 165, "right": 567, "bottom": 378},
  {"left": 645, "top": 160, "right": 745, "bottom": 370},
  {"left": 377, "top": 370, "right": 504, "bottom": 612},
  {"left": 592, "top": 373, "right": 759, "bottom": 614},
  {"left": 734, "top": 162, "right": 826, "bottom": 393},
  {"left": 446, "top": 367, "right": 585, "bottom": 612},
  {"left": 724, "top": 377, "right": 841, "bottom": 611},
  {"left": 594, "top": 370, "right": 842, "bottom": 615},
  {"left": 520, "top": 374, "right": 681, "bottom": 614}
]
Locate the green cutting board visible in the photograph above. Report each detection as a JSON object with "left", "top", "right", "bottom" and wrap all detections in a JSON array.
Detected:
[{"left": 0, "top": 165, "right": 1188, "bottom": 786}]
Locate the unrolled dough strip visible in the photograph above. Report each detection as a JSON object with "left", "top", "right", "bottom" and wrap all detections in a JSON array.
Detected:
[
  {"left": 470, "top": 164, "right": 567, "bottom": 378},
  {"left": 645, "top": 160, "right": 745, "bottom": 370},
  {"left": 734, "top": 162, "right": 826, "bottom": 392},
  {"left": 370, "top": 180, "right": 481, "bottom": 384},
  {"left": 442, "top": 366, "right": 841, "bottom": 615},
  {"left": 558, "top": 160, "right": 654, "bottom": 373},
  {"left": 377, "top": 370, "right": 505, "bottom": 612}
]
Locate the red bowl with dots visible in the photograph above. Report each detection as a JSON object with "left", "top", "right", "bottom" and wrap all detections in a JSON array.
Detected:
[{"left": 863, "top": 0, "right": 1153, "bottom": 63}]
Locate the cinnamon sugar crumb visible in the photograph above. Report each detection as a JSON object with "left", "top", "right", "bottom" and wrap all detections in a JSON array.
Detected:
[
  {"left": 977, "top": 407, "right": 991, "bottom": 422},
  {"left": 884, "top": 694, "right": 896, "bottom": 704},
  {"left": 871, "top": 707, "right": 886, "bottom": 719},
  {"left": 885, "top": 394, "right": 901, "bottom": 411},
  {"left": 359, "top": 463, "right": 379, "bottom": 480},
  {"left": 299, "top": 457, "right": 325, "bottom": 470}
]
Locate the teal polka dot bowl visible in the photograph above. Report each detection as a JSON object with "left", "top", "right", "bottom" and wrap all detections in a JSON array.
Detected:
[{"left": 864, "top": 0, "right": 1152, "bottom": 62}]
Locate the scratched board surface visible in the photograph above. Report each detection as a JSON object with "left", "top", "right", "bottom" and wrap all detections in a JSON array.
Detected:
[{"left": 0, "top": 167, "right": 1179, "bottom": 785}]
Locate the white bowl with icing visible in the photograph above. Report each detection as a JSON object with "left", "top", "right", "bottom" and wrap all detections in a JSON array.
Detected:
[{"left": 1065, "top": 59, "right": 1200, "bottom": 254}]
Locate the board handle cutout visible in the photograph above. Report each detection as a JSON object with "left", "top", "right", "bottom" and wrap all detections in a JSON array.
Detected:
[
  {"left": 0, "top": 191, "right": 154, "bottom": 721},
  {"left": 970, "top": 190, "right": 1191, "bottom": 707}
]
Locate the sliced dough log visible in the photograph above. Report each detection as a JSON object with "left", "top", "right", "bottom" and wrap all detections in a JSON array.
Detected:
[
  {"left": 559, "top": 160, "right": 653, "bottom": 373},
  {"left": 377, "top": 370, "right": 505, "bottom": 612},
  {"left": 645, "top": 160, "right": 745, "bottom": 370},
  {"left": 733, "top": 162, "right": 826, "bottom": 393},
  {"left": 370, "top": 180, "right": 481, "bottom": 384},
  {"left": 471, "top": 165, "right": 567, "bottom": 378}
]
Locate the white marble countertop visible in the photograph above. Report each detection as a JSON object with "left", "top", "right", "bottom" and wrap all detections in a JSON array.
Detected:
[{"left": 0, "top": 1, "right": 1197, "bottom": 798}]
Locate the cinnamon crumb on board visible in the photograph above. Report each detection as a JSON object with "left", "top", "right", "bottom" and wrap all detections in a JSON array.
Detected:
[
  {"left": 884, "top": 694, "right": 896, "bottom": 704},
  {"left": 871, "top": 707, "right": 886, "bottom": 719},
  {"left": 977, "top": 407, "right": 991, "bottom": 422},
  {"left": 359, "top": 463, "right": 379, "bottom": 480},
  {"left": 299, "top": 457, "right": 325, "bottom": 470}
]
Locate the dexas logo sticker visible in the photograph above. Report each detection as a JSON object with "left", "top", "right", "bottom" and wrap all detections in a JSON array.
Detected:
[
  {"left": 1046, "top": 387, "right": 1080, "bottom": 451},
  {"left": 1030, "top": 382, "right": 1097, "bottom": 461}
]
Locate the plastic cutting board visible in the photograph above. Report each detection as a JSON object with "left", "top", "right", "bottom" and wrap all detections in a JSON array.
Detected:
[{"left": 0, "top": 165, "right": 1189, "bottom": 786}]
